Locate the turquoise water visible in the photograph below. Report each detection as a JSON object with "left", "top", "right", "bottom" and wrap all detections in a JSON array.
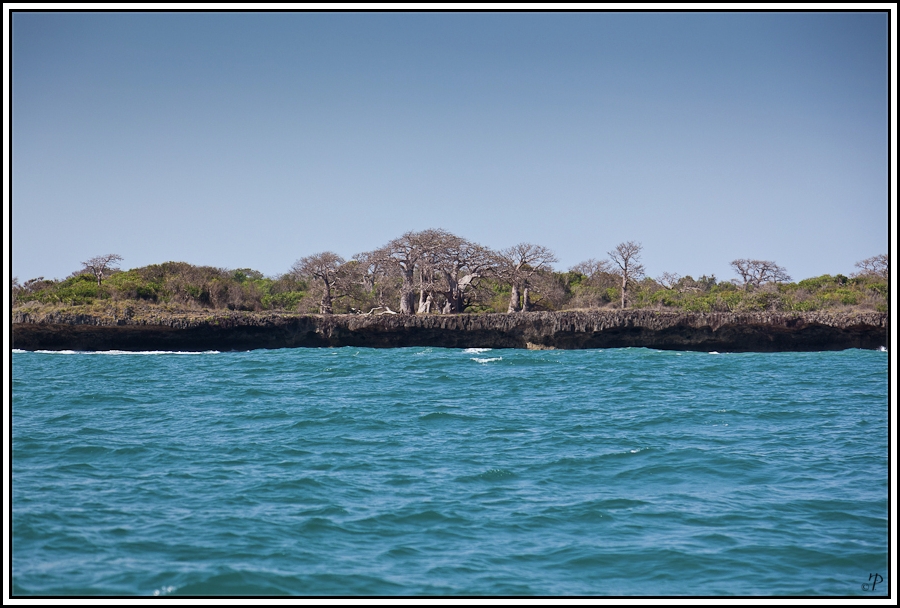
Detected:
[{"left": 12, "top": 347, "right": 889, "bottom": 596}]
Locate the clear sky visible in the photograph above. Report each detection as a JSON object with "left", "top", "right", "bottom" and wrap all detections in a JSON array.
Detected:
[{"left": 10, "top": 10, "right": 890, "bottom": 284}]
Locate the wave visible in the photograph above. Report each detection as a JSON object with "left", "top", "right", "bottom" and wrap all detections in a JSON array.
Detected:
[
  {"left": 456, "top": 468, "right": 516, "bottom": 483},
  {"left": 26, "top": 350, "right": 220, "bottom": 355},
  {"left": 11, "top": 346, "right": 888, "bottom": 596},
  {"left": 471, "top": 357, "right": 502, "bottom": 363},
  {"left": 463, "top": 347, "right": 493, "bottom": 353}
]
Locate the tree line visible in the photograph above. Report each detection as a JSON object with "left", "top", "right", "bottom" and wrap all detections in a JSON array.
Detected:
[{"left": 12, "top": 231, "right": 888, "bottom": 315}]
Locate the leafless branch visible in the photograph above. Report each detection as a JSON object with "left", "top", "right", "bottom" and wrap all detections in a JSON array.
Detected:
[
  {"left": 608, "top": 241, "right": 644, "bottom": 308},
  {"left": 854, "top": 254, "right": 888, "bottom": 280},
  {"left": 730, "top": 259, "right": 791, "bottom": 291},
  {"left": 81, "top": 254, "right": 123, "bottom": 286}
]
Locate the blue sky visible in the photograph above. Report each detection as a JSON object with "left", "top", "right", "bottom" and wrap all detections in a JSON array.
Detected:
[{"left": 11, "top": 11, "right": 889, "bottom": 283}]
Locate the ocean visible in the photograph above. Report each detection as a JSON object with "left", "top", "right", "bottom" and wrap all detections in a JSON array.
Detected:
[{"left": 11, "top": 346, "right": 889, "bottom": 596}]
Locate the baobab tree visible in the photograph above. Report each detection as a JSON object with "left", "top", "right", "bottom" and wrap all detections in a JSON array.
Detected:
[
  {"left": 570, "top": 258, "right": 613, "bottom": 279},
  {"left": 413, "top": 233, "right": 445, "bottom": 314},
  {"left": 656, "top": 271, "right": 681, "bottom": 290},
  {"left": 362, "top": 229, "right": 495, "bottom": 314},
  {"left": 292, "top": 252, "right": 345, "bottom": 314},
  {"left": 567, "top": 258, "right": 618, "bottom": 308},
  {"left": 435, "top": 235, "right": 494, "bottom": 313},
  {"left": 81, "top": 254, "right": 123, "bottom": 286},
  {"left": 854, "top": 254, "right": 888, "bottom": 279},
  {"left": 608, "top": 241, "right": 644, "bottom": 309},
  {"left": 497, "top": 243, "right": 558, "bottom": 312},
  {"left": 345, "top": 250, "right": 394, "bottom": 309},
  {"left": 730, "top": 259, "right": 790, "bottom": 291},
  {"left": 368, "top": 229, "right": 452, "bottom": 314}
]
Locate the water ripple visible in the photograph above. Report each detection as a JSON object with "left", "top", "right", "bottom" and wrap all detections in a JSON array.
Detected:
[{"left": 12, "top": 347, "right": 888, "bottom": 596}]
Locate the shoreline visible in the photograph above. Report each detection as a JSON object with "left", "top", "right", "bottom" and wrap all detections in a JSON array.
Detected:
[{"left": 11, "top": 310, "right": 887, "bottom": 353}]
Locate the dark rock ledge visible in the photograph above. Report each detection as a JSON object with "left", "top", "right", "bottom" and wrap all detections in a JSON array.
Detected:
[{"left": 11, "top": 310, "right": 887, "bottom": 352}]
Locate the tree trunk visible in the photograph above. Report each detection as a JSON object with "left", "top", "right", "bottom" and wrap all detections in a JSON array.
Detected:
[
  {"left": 454, "top": 273, "right": 477, "bottom": 313},
  {"left": 417, "top": 271, "right": 428, "bottom": 313},
  {"left": 417, "top": 290, "right": 428, "bottom": 314},
  {"left": 620, "top": 273, "right": 627, "bottom": 309},
  {"left": 321, "top": 281, "right": 333, "bottom": 314},
  {"left": 442, "top": 271, "right": 461, "bottom": 313},
  {"left": 400, "top": 291, "right": 414, "bottom": 314},
  {"left": 454, "top": 292, "right": 465, "bottom": 313},
  {"left": 400, "top": 268, "right": 415, "bottom": 314},
  {"left": 508, "top": 283, "right": 521, "bottom": 313},
  {"left": 522, "top": 285, "right": 531, "bottom": 312}
]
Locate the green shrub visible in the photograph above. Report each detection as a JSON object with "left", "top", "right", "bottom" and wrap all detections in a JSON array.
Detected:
[
  {"left": 797, "top": 275, "right": 836, "bottom": 291},
  {"left": 791, "top": 299, "right": 819, "bottom": 312},
  {"left": 262, "top": 291, "right": 306, "bottom": 311},
  {"left": 718, "top": 291, "right": 743, "bottom": 311},
  {"left": 53, "top": 275, "right": 106, "bottom": 305},
  {"left": 821, "top": 289, "right": 859, "bottom": 306},
  {"left": 107, "top": 270, "right": 161, "bottom": 302},
  {"left": 681, "top": 296, "right": 713, "bottom": 313}
]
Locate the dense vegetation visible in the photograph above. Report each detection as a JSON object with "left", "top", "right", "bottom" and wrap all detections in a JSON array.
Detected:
[{"left": 12, "top": 232, "right": 888, "bottom": 315}]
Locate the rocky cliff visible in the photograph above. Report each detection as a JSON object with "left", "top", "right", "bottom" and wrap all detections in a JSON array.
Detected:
[{"left": 11, "top": 309, "right": 888, "bottom": 352}]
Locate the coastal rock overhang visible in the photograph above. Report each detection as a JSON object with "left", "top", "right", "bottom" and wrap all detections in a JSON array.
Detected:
[{"left": 11, "top": 310, "right": 888, "bottom": 353}]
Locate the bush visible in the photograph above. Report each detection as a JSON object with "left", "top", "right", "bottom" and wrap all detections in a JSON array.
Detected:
[
  {"left": 53, "top": 274, "right": 107, "bottom": 305},
  {"left": 821, "top": 289, "right": 859, "bottom": 307},
  {"left": 798, "top": 275, "right": 838, "bottom": 291},
  {"left": 262, "top": 291, "right": 306, "bottom": 311},
  {"left": 106, "top": 270, "right": 161, "bottom": 302}
]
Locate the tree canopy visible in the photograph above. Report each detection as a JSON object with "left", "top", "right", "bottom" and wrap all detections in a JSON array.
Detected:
[{"left": 13, "top": 233, "right": 887, "bottom": 316}]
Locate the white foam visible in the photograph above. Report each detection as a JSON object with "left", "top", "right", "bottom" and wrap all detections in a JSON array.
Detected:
[
  {"left": 464, "top": 348, "right": 493, "bottom": 353},
  {"left": 708, "top": 351, "right": 720, "bottom": 355},
  {"left": 153, "top": 585, "right": 177, "bottom": 596},
  {"left": 472, "top": 357, "right": 502, "bottom": 363},
  {"left": 878, "top": 346, "right": 887, "bottom": 352}
]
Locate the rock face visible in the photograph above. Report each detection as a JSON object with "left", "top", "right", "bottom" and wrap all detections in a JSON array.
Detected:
[{"left": 11, "top": 310, "right": 887, "bottom": 352}]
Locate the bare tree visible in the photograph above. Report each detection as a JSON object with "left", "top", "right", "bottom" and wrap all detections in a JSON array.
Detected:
[
  {"left": 292, "top": 252, "right": 345, "bottom": 314},
  {"left": 434, "top": 235, "right": 495, "bottom": 313},
  {"left": 81, "top": 254, "right": 123, "bottom": 286},
  {"left": 369, "top": 242, "right": 416, "bottom": 315},
  {"left": 566, "top": 259, "right": 618, "bottom": 309},
  {"left": 414, "top": 233, "right": 446, "bottom": 314},
  {"left": 730, "top": 259, "right": 791, "bottom": 291},
  {"left": 854, "top": 254, "right": 888, "bottom": 279},
  {"left": 656, "top": 271, "right": 681, "bottom": 290},
  {"left": 369, "top": 229, "right": 454, "bottom": 314},
  {"left": 608, "top": 241, "right": 645, "bottom": 308},
  {"left": 570, "top": 258, "right": 613, "bottom": 278},
  {"left": 497, "top": 243, "right": 558, "bottom": 312},
  {"left": 346, "top": 250, "right": 392, "bottom": 310}
]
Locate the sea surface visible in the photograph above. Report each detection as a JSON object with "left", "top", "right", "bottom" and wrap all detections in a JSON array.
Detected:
[{"left": 11, "top": 347, "right": 889, "bottom": 596}]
